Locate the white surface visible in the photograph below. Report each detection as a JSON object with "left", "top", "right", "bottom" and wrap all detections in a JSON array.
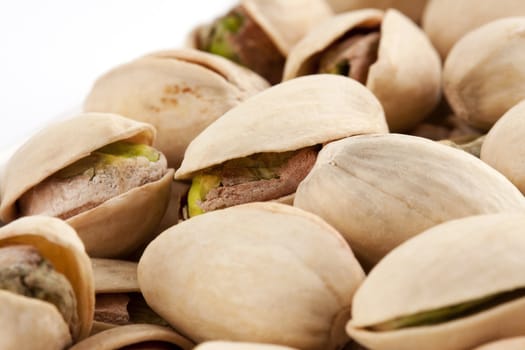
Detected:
[{"left": 0, "top": 0, "right": 236, "bottom": 164}]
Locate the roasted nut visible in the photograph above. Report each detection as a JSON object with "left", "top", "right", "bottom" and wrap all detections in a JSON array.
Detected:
[
  {"left": 284, "top": 9, "right": 441, "bottom": 132},
  {"left": 0, "top": 113, "right": 173, "bottom": 258},
  {"left": 294, "top": 134, "right": 525, "bottom": 268},
  {"left": 325, "top": 0, "right": 427, "bottom": 23},
  {"left": 195, "top": 342, "right": 299, "bottom": 350},
  {"left": 84, "top": 49, "right": 269, "bottom": 167},
  {"left": 473, "top": 337, "right": 525, "bottom": 350},
  {"left": 443, "top": 17, "right": 525, "bottom": 130},
  {"left": 347, "top": 213, "right": 525, "bottom": 350},
  {"left": 138, "top": 202, "right": 365, "bottom": 350}
]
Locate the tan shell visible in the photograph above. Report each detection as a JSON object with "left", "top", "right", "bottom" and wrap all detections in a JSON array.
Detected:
[
  {"left": 138, "top": 202, "right": 365, "bottom": 350},
  {"left": 294, "top": 134, "right": 525, "bottom": 268},
  {"left": 326, "top": 0, "right": 427, "bottom": 23},
  {"left": 347, "top": 213, "right": 525, "bottom": 350},
  {"left": 91, "top": 258, "right": 138, "bottom": 294},
  {"left": 422, "top": 0, "right": 525, "bottom": 59},
  {"left": 84, "top": 49, "right": 269, "bottom": 167},
  {"left": 284, "top": 9, "right": 442, "bottom": 132},
  {"left": 481, "top": 99, "right": 525, "bottom": 194},
  {"left": 0, "top": 216, "right": 94, "bottom": 342},
  {"left": 443, "top": 17, "right": 525, "bottom": 130},
  {"left": 70, "top": 324, "right": 194, "bottom": 350},
  {"left": 0, "top": 112, "right": 172, "bottom": 258},
  {"left": 195, "top": 341, "right": 298, "bottom": 350},
  {"left": 175, "top": 74, "right": 388, "bottom": 180},
  {"left": 473, "top": 337, "right": 525, "bottom": 350}
]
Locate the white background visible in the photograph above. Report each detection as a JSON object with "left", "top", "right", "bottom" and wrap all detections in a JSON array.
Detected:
[{"left": 0, "top": 0, "right": 236, "bottom": 160}]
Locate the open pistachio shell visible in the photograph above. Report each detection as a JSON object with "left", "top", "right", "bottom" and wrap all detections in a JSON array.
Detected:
[
  {"left": 138, "top": 202, "right": 365, "bottom": 350},
  {"left": 422, "top": 0, "right": 525, "bottom": 59},
  {"left": 481, "top": 100, "right": 525, "bottom": 194},
  {"left": 326, "top": 0, "right": 427, "bottom": 23},
  {"left": 195, "top": 341, "right": 298, "bottom": 350},
  {"left": 92, "top": 258, "right": 138, "bottom": 294},
  {"left": 70, "top": 324, "right": 194, "bottom": 350},
  {"left": 175, "top": 74, "right": 388, "bottom": 180},
  {"left": 0, "top": 216, "right": 94, "bottom": 342},
  {"left": 294, "top": 134, "right": 525, "bottom": 268},
  {"left": 0, "top": 113, "right": 172, "bottom": 258},
  {"left": 443, "top": 17, "right": 525, "bottom": 130},
  {"left": 347, "top": 213, "right": 525, "bottom": 350},
  {"left": 284, "top": 9, "right": 441, "bottom": 132},
  {"left": 473, "top": 337, "right": 525, "bottom": 350},
  {"left": 84, "top": 49, "right": 268, "bottom": 167}
]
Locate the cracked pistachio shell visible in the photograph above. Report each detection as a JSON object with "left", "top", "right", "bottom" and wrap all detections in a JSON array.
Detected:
[
  {"left": 84, "top": 49, "right": 269, "bottom": 167},
  {"left": 91, "top": 258, "right": 138, "bottom": 294},
  {"left": 0, "top": 216, "right": 94, "bottom": 343},
  {"left": 284, "top": 9, "right": 441, "bottom": 132},
  {"left": 326, "top": 0, "right": 427, "bottom": 23},
  {"left": 443, "top": 17, "right": 525, "bottom": 130},
  {"left": 70, "top": 324, "right": 194, "bottom": 350},
  {"left": 474, "top": 337, "right": 525, "bottom": 350},
  {"left": 175, "top": 74, "right": 388, "bottom": 180},
  {"left": 0, "top": 113, "right": 173, "bottom": 258},
  {"left": 347, "top": 213, "right": 525, "bottom": 350},
  {"left": 138, "top": 202, "right": 365, "bottom": 350},
  {"left": 481, "top": 100, "right": 525, "bottom": 194},
  {"left": 422, "top": 0, "right": 525, "bottom": 59},
  {"left": 195, "top": 342, "right": 298, "bottom": 350},
  {"left": 294, "top": 134, "right": 525, "bottom": 268}
]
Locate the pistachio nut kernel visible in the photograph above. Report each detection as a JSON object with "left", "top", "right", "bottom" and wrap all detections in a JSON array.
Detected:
[{"left": 0, "top": 244, "right": 78, "bottom": 336}]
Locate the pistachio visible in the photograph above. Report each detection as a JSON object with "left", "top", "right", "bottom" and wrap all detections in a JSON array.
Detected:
[
  {"left": 325, "top": 0, "right": 427, "bottom": 23},
  {"left": 439, "top": 135, "right": 486, "bottom": 158},
  {"left": 473, "top": 337, "right": 525, "bottom": 350},
  {"left": 195, "top": 342, "right": 299, "bottom": 350},
  {"left": 347, "top": 213, "right": 525, "bottom": 350}
]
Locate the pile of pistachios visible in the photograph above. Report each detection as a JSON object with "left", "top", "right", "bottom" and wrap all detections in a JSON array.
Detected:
[{"left": 3, "top": 0, "right": 525, "bottom": 349}]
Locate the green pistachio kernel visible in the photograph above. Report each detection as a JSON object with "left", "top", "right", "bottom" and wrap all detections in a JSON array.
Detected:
[{"left": 188, "top": 174, "right": 222, "bottom": 217}]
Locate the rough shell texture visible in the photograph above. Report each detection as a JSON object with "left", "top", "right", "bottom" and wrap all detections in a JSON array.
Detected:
[
  {"left": 241, "top": 0, "right": 333, "bottom": 55},
  {"left": 473, "top": 337, "right": 525, "bottom": 350},
  {"left": 443, "top": 17, "right": 525, "bottom": 130},
  {"left": 138, "top": 202, "right": 365, "bottom": 350},
  {"left": 175, "top": 74, "right": 388, "bottom": 179},
  {"left": 284, "top": 9, "right": 441, "bottom": 132},
  {"left": 84, "top": 49, "right": 269, "bottom": 167},
  {"left": 195, "top": 341, "right": 298, "bottom": 350},
  {"left": 91, "top": 258, "right": 138, "bottom": 294},
  {"left": 481, "top": 99, "right": 525, "bottom": 194},
  {"left": 294, "top": 134, "right": 525, "bottom": 268},
  {"left": 70, "top": 324, "right": 194, "bottom": 350},
  {"left": 422, "top": 0, "right": 525, "bottom": 59},
  {"left": 326, "top": 0, "right": 427, "bottom": 23},
  {"left": 1, "top": 290, "right": 72, "bottom": 350},
  {"left": 0, "top": 216, "right": 94, "bottom": 341},
  {"left": 347, "top": 213, "right": 525, "bottom": 350}
]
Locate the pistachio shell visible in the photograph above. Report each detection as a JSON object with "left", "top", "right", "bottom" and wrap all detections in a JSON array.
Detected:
[
  {"left": 0, "top": 113, "right": 173, "bottom": 258},
  {"left": 294, "top": 134, "right": 525, "bottom": 268},
  {"left": 84, "top": 49, "right": 269, "bottom": 167},
  {"left": 474, "top": 337, "right": 525, "bottom": 350},
  {"left": 138, "top": 202, "right": 365, "bottom": 350},
  {"left": 0, "top": 216, "right": 94, "bottom": 341},
  {"left": 91, "top": 258, "right": 138, "bottom": 294},
  {"left": 70, "top": 324, "right": 194, "bottom": 350},
  {"left": 195, "top": 341, "right": 298, "bottom": 350},
  {"left": 481, "top": 100, "right": 525, "bottom": 194},
  {"left": 1, "top": 290, "right": 71, "bottom": 350},
  {"left": 175, "top": 74, "right": 388, "bottom": 180},
  {"left": 443, "top": 17, "right": 525, "bottom": 130},
  {"left": 326, "top": 0, "right": 427, "bottom": 23},
  {"left": 347, "top": 213, "right": 525, "bottom": 350},
  {"left": 422, "top": 0, "right": 525, "bottom": 59},
  {"left": 284, "top": 9, "right": 441, "bottom": 132}
]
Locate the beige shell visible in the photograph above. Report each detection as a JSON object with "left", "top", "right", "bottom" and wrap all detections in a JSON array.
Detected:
[
  {"left": 175, "top": 74, "right": 388, "bottom": 180},
  {"left": 0, "top": 216, "right": 94, "bottom": 342},
  {"left": 195, "top": 341, "right": 298, "bottom": 350},
  {"left": 84, "top": 49, "right": 268, "bottom": 168},
  {"left": 326, "top": 0, "right": 427, "bottom": 23},
  {"left": 284, "top": 9, "right": 441, "bottom": 132},
  {"left": 91, "top": 258, "right": 138, "bottom": 294},
  {"left": 422, "top": 0, "right": 525, "bottom": 59},
  {"left": 443, "top": 17, "right": 525, "bottom": 130},
  {"left": 138, "top": 202, "right": 365, "bottom": 350},
  {"left": 0, "top": 112, "right": 173, "bottom": 258},
  {"left": 481, "top": 99, "right": 525, "bottom": 194},
  {"left": 347, "top": 213, "right": 525, "bottom": 350},
  {"left": 294, "top": 134, "right": 525, "bottom": 268},
  {"left": 473, "top": 337, "right": 525, "bottom": 350},
  {"left": 70, "top": 324, "right": 194, "bottom": 350}
]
